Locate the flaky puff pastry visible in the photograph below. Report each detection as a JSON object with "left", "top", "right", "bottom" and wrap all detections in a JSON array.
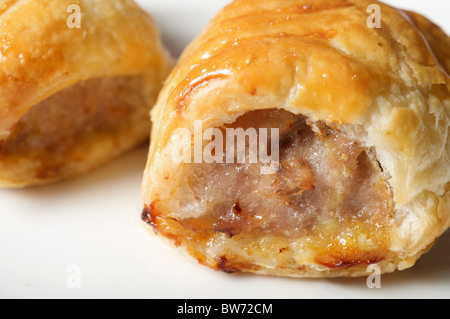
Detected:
[
  {"left": 142, "top": 0, "right": 450, "bottom": 278},
  {"left": 0, "top": 0, "right": 172, "bottom": 187}
]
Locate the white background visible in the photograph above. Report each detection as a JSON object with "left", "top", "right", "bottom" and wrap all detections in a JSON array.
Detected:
[{"left": 0, "top": 0, "right": 449, "bottom": 299}]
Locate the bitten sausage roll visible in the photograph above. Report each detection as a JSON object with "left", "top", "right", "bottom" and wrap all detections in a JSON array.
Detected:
[
  {"left": 142, "top": 0, "right": 450, "bottom": 278},
  {"left": 0, "top": 0, "right": 172, "bottom": 187}
]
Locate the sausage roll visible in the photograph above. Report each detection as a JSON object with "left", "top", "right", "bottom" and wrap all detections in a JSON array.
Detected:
[
  {"left": 142, "top": 0, "right": 450, "bottom": 278},
  {"left": 0, "top": 0, "right": 173, "bottom": 187}
]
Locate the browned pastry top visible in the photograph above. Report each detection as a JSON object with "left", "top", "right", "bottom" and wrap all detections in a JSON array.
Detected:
[{"left": 151, "top": 0, "right": 448, "bottom": 148}]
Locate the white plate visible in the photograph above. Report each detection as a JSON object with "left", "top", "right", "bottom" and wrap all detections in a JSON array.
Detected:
[{"left": 0, "top": 0, "right": 449, "bottom": 299}]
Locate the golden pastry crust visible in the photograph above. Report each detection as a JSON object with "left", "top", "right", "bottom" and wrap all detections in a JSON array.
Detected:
[
  {"left": 142, "top": 0, "right": 450, "bottom": 277},
  {"left": 0, "top": 0, "right": 173, "bottom": 187}
]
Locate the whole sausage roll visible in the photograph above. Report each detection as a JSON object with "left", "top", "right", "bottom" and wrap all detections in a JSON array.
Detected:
[
  {"left": 142, "top": 0, "right": 450, "bottom": 278},
  {"left": 0, "top": 0, "right": 173, "bottom": 187}
]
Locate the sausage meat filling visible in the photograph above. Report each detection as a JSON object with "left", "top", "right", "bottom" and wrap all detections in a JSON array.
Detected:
[{"left": 148, "top": 109, "right": 396, "bottom": 269}]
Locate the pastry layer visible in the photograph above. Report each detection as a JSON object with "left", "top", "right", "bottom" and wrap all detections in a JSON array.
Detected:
[{"left": 142, "top": 0, "right": 450, "bottom": 278}]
